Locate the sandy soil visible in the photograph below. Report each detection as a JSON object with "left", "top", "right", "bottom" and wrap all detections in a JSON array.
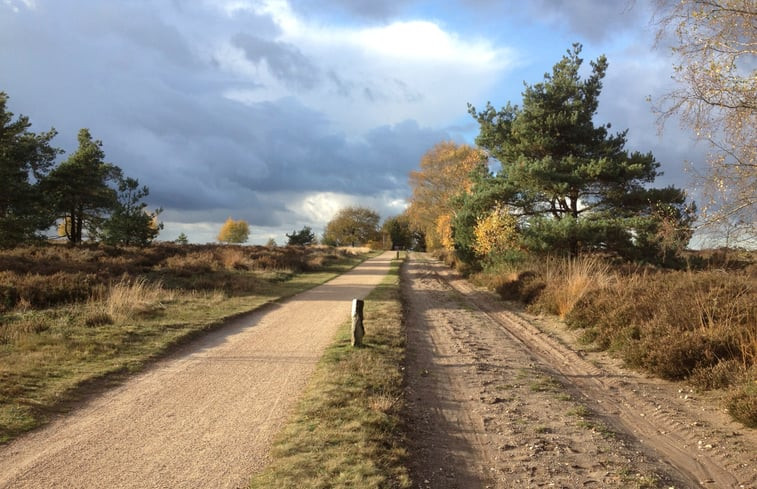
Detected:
[
  {"left": 0, "top": 252, "right": 394, "bottom": 489},
  {"left": 403, "top": 253, "right": 757, "bottom": 489}
]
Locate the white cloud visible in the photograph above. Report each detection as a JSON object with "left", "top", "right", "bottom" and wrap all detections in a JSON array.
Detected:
[
  {"left": 295, "top": 192, "right": 355, "bottom": 223},
  {"left": 213, "top": 0, "right": 516, "bottom": 134},
  {"left": 356, "top": 21, "right": 496, "bottom": 63}
]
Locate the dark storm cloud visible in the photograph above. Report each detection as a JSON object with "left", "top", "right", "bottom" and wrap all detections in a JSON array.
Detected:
[
  {"left": 461, "top": 0, "right": 645, "bottom": 42},
  {"left": 528, "top": 0, "right": 645, "bottom": 41},
  {"left": 232, "top": 33, "right": 321, "bottom": 89},
  {"left": 290, "top": 0, "right": 412, "bottom": 20}
]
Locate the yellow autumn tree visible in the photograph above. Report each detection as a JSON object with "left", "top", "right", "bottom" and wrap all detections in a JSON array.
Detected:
[
  {"left": 406, "top": 141, "right": 487, "bottom": 250},
  {"left": 436, "top": 213, "right": 455, "bottom": 252},
  {"left": 217, "top": 217, "right": 250, "bottom": 244},
  {"left": 473, "top": 205, "right": 519, "bottom": 257}
]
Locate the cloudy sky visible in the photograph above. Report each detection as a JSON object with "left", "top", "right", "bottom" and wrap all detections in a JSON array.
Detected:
[{"left": 1, "top": 0, "right": 703, "bottom": 244}]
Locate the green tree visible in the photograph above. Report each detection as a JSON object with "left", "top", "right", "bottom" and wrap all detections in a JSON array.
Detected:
[
  {"left": 217, "top": 217, "right": 250, "bottom": 244},
  {"left": 381, "top": 214, "right": 413, "bottom": 250},
  {"left": 175, "top": 232, "right": 189, "bottom": 245},
  {"left": 0, "top": 92, "right": 61, "bottom": 247},
  {"left": 102, "top": 177, "right": 162, "bottom": 246},
  {"left": 286, "top": 226, "right": 316, "bottom": 246},
  {"left": 466, "top": 44, "right": 695, "bottom": 260},
  {"left": 44, "top": 129, "right": 121, "bottom": 244},
  {"left": 323, "top": 206, "right": 380, "bottom": 247}
]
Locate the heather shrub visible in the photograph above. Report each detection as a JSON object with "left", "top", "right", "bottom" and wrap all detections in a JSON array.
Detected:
[
  {"left": 567, "top": 269, "right": 755, "bottom": 383},
  {"left": 0, "top": 271, "right": 98, "bottom": 309},
  {"left": 217, "top": 246, "right": 249, "bottom": 270},
  {"left": 161, "top": 250, "right": 216, "bottom": 274},
  {"left": 727, "top": 381, "right": 757, "bottom": 428}
]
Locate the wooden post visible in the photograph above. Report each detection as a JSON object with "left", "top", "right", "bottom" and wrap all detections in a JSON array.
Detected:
[
  {"left": 396, "top": 250, "right": 399, "bottom": 259},
  {"left": 351, "top": 299, "right": 364, "bottom": 347}
]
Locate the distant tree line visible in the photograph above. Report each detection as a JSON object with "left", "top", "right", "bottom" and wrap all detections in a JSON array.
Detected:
[{"left": 1, "top": 92, "right": 162, "bottom": 248}]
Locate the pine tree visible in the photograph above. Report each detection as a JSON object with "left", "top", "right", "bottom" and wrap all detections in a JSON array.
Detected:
[
  {"left": 0, "top": 92, "right": 61, "bottom": 247},
  {"left": 466, "top": 44, "right": 695, "bottom": 260},
  {"left": 44, "top": 129, "right": 121, "bottom": 244},
  {"left": 102, "top": 177, "right": 162, "bottom": 246}
]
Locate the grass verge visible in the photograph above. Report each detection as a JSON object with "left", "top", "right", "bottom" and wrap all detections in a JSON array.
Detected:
[
  {"left": 249, "top": 258, "right": 410, "bottom": 489},
  {"left": 0, "top": 248, "right": 374, "bottom": 444}
]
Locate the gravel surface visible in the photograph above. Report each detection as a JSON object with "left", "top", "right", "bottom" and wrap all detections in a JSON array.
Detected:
[{"left": 0, "top": 252, "right": 394, "bottom": 489}]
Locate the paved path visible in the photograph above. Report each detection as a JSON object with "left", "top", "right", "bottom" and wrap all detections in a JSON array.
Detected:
[{"left": 0, "top": 252, "right": 393, "bottom": 489}]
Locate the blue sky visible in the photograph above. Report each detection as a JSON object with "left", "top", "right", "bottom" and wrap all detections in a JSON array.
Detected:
[{"left": 0, "top": 0, "right": 703, "bottom": 244}]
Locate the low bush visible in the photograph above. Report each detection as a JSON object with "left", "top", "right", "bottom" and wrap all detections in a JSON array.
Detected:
[
  {"left": 0, "top": 271, "right": 100, "bottom": 310},
  {"left": 727, "top": 381, "right": 757, "bottom": 428},
  {"left": 567, "top": 270, "right": 755, "bottom": 378}
]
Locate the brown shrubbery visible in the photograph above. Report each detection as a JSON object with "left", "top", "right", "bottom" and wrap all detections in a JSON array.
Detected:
[
  {"left": 470, "top": 251, "right": 757, "bottom": 427},
  {"left": 0, "top": 243, "right": 353, "bottom": 311}
]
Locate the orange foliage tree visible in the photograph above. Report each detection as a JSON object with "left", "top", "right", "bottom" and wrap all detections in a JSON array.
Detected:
[{"left": 406, "top": 141, "right": 487, "bottom": 251}]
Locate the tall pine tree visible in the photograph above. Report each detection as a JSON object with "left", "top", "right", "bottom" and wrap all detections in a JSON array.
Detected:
[
  {"left": 44, "top": 129, "right": 122, "bottom": 244},
  {"left": 0, "top": 92, "right": 61, "bottom": 247},
  {"left": 464, "top": 44, "right": 695, "bottom": 261}
]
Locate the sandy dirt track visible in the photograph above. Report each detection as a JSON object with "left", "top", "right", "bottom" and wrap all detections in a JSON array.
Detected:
[
  {"left": 403, "top": 254, "right": 757, "bottom": 489},
  {"left": 0, "top": 252, "right": 393, "bottom": 489}
]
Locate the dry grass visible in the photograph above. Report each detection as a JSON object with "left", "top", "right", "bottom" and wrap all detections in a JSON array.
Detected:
[
  {"left": 566, "top": 267, "right": 756, "bottom": 426},
  {"left": 541, "top": 256, "right": 612, "bottom": 319},
  {"left": 103, "top": 277, "right": 174, "bottom": 321}
]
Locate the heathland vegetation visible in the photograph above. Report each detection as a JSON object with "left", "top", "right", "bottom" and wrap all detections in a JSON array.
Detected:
[
  {"left": 0, "top": 243, "right": 371, "bottom": 443},
  {"left": 399, "top": 43, "right": 756, "bottom": 426}
]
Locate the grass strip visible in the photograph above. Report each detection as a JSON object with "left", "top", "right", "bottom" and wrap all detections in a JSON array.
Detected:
[
  {"left": 249, "top": 258, "right": 410, "bottom": 489},
  {"left": 0, "top": 252, "right": 374, "bottom": 444}
]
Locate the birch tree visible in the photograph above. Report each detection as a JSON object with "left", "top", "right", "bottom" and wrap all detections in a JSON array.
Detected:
[{"left": 654, "top": 0, "right": 756, "bottom": 244}]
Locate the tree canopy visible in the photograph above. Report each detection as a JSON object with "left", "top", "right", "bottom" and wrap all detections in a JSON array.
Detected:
[
  {"left": 102, "top": 177, "right": 163, "bottom": 246},
  {"left": 406, "top": 141, "right": 487, "bottom": 251},
  {"left": 1, "top": 92, "right": 163, "bottom": 248},
  {"left": 463, "top": 44, "right": 695, "bottom": 261},
  {"left": 0, "top": 92, "right": 61, "bottom": 247},
  {"left": 382, "top": 214, "right": 413, "bottom": 250},
  {"left": 43, "top": 129, "right": 122, "bottom": 244},
  {"left": 286, "top": 226, "right": 316, "bottom": 246},
  {"left": 323, "top": 206, "right": 380, "bottom": 247},
  {"left": 217, "top": 217, "right": 250, "bottom": 244}
]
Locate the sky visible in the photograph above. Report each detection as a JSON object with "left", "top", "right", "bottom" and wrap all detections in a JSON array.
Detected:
[{"left": 0, "top": 0, "right": 706, "bottom": 244}]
